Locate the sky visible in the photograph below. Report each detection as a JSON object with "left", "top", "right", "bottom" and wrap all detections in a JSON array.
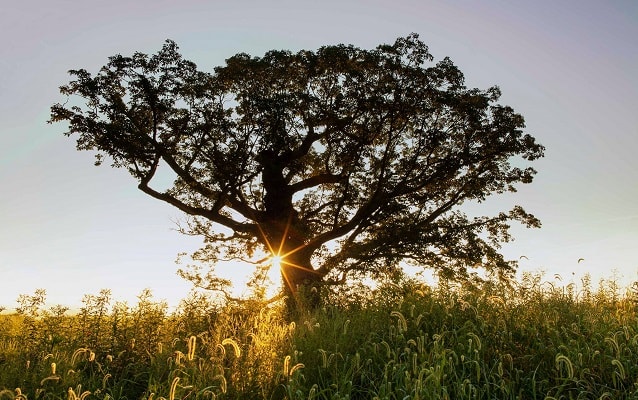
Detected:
[{"left": 1, "top": 0, "right": 636, "bottom": 311}]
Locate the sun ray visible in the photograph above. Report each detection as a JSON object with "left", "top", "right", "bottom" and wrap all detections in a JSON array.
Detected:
[
  {"left": 256, "top": 222, "right": 277, "bottom": 256},
  {"left": 279, "top": 258, "right": 322, "bottom": 274},
  {"left": 277, "top": 213, "right": 293, "bottom": 255},
  {"left": 255, "top": 211, "right": 322, "bottom": 299},
  {"left": 255, "top": 212, "right": 310, "bottom": 266},
  {"left": 280, "top": 264, "right": 296, "bottom": 294}
]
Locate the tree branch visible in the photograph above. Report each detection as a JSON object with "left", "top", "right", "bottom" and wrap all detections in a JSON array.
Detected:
[
  {"left": 289, "top": 173, "right": 342, "bottom": 193},
  {"left": 137, "top": 179, "right": 257, "bottom": 235}
]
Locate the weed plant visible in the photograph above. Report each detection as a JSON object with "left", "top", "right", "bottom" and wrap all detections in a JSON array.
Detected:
[{"left": 0, "top": 273, "right": 636, "bottom": 399}]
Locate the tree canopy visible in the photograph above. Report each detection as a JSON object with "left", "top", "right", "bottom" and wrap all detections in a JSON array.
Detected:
[{"left": 50, "top": 34, "right": 544, "bottom": 305}]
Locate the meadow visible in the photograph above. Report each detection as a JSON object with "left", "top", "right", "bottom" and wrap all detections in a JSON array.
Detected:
[{"left": 1, "top": 272, "right": 637, "bottom": 399}]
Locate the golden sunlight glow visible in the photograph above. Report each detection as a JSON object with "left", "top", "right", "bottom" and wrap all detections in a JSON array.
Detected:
[
  {"left": 256, "top": 214, "right": 321, "bottom": 296},
  {"left": 264, "top": 255, "right": 284, "bottom": 297},
  {"left": 270, "top": 254, "right": 283, "bottom": 271}
]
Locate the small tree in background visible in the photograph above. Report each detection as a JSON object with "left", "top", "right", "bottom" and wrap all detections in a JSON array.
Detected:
[{"left": 50, "top": 34, "right": 544, "bottom": 310}]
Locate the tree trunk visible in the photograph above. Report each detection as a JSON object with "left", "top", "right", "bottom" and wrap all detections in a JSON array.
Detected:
[
  {"left": 278, "top": 237, "right": 322, "bottom": 312},
  {"left": 260, "top": 213, "right": 321, "bottom": 313},
  {"left": 259, "top": 150, "right": 322, "bottom": 314}
]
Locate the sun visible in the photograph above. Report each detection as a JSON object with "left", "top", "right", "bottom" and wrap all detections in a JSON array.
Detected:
[
  {"left": 270, "top": 254, "right": 283, "bottom": 270},
  {"left": 263, "top": 254, "right": 284, "bottom": 295}
]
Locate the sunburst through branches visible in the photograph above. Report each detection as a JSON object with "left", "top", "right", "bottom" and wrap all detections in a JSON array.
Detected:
[{"left": 257, "top": 215, "right": 319, "bottom": 298}]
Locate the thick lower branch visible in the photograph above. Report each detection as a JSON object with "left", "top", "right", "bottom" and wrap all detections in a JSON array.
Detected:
[{"left": 137, "top": 180, "right": 257, "bottom": 236}]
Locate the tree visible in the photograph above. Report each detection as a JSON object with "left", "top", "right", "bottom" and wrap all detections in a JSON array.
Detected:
[{"left": 50, "top": 34, "right": 544, "bottom": 308}]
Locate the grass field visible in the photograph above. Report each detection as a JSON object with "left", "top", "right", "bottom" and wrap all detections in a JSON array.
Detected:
[{"left": 1, "top": 273, "right": 637, "bottom": 399}]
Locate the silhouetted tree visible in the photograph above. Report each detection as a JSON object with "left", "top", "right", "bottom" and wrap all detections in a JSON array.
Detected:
[{"left": 50, "top": 34, "right": 544, "bottom": 309}]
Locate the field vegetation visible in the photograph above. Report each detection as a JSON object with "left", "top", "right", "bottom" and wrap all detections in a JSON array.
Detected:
[{"left": 1, "top": 273, "right": 637, "bottom": 399}]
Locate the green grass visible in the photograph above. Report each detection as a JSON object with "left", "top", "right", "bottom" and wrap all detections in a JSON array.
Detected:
[{"left": 1, "top": 273, "right": 637, "bottom": 399}]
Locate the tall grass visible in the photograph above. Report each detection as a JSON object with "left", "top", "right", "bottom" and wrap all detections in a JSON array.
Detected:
[{"left": 1, "top": 273, "right": 637, "bottom": 399}]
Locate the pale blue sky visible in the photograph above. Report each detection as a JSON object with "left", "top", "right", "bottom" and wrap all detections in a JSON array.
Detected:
[{"left": 1, "top": 0, "right": 636, "bottom": 310}]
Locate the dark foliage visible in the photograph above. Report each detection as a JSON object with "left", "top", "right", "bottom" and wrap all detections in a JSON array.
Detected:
[{"left": 50, "top": 34, "right": 544, "bottom": 305}]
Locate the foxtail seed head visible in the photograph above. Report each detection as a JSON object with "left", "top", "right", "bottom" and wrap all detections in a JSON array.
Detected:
[
  {"left": 71, "top": 348, "right": 89, "bottom": 365},
  {"left": 174, "top": 351, "right": 184, "bottom": 365},
  {"left": 169, "top": 377, "right": 180, "bottom": 400},
  {"left": 390, "top": 311, "right": 408, "bottom": 332},
  {"left": 283, "top": 355, "right": 291, "bottom": 376},
  {"left": 221, "top": 338, "right": 241, "bottom": 358},
  {"left": 187, "top": 335, "right": 197, "bottom": 361},
  {"left": 102, "top": 374, "right": 111, "bottom": 389},
  {"left": 289, "top": 363, "right": 305, "bottom": 377},
  {"left": 213, "top": 374, "right": 227, "bottom": 394}
]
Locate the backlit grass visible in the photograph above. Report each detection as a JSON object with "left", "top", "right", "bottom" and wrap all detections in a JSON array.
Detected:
[{"left": 1, "top": 273, "right": 637, "bottom": 399}]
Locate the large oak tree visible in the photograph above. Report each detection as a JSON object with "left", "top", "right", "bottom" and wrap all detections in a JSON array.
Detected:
[{"left": 50, "top": 34, "right": 544, "bottom": 306}]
